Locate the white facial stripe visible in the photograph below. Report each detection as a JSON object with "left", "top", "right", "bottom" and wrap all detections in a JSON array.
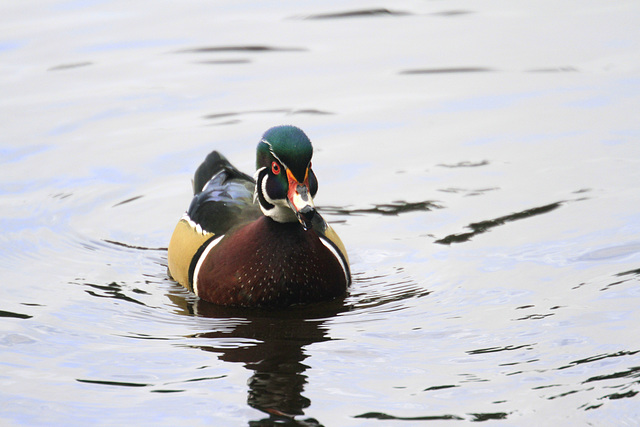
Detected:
[
  {"left": 253, "top": 166, "right": 266, "bottom": 181},
  {"left": 261, "top": 172, "right": 276, "bottom": 205},
  {"left": 192, "top": 234, "right": 225, "bottom": 296},
  {"left": 319, "top": 236, "right": 350, "bottom": 285},
  {"left": 253, "top": 167, "right": 266, "bottom": 204},
  {"left": 260, "top": 138, "right": 288, "bottom": 169}
]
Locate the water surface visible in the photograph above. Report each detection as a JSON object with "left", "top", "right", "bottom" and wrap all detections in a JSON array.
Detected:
[{"left": 1, "top": 1, "right": 640, "bottom": 425}]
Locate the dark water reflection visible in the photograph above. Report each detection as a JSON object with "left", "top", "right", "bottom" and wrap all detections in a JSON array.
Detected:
[{"left": 181, "top": 300, "right": 345, "bottom": 425}]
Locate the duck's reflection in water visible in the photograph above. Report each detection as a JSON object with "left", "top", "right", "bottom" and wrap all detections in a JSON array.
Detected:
[{"left": 185, "top": 298, "right": 348, "bottom": 425}]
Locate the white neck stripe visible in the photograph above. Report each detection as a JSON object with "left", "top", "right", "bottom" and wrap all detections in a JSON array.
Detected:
[
  {"left": 319, "top": 236, "right": 350, "bottom": 285},
  {"left": 192, "top": 235, "right": 225, "bottom": 296}
]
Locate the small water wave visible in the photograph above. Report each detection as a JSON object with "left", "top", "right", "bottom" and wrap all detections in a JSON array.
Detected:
[
  {"left": 0, "top": 310, "right": 33, "bottom": 320},
  {"left": 196, "top": 59, "right": 251, "bottom": 65},
  {"left": 81, "top": 282, "right": 150, "bottom": 307},
  {"left": 569, "top": 266, "right": 640, "bottom": 293},
  {"left": 437, "top": 186, "right": 499, "bottom": 197},
  {"left": 172, "top": 45, "right": 307, "bottom": 69},
  {"left": 574, "top": 242, "right": 640, "bottom": 263},
  {"left": 538, "top": 350, "right": 640, "bottom": 409},
  {"left": 400, "top": 67, "right": 493, "bottom": 75},
  {"left": 299, "top": 8, "right": 410, "bottom": 20},
  {"left": 102, "top": 238, "right": 167, "bottom": 251},
  {"left": 47, "top": 62, "right": 93, "bottom": 71},
  {"left": 295, "top": 8, "right": 474, "bottom": 20},
  {"left": 203, "top": 108, "right": 333, "bottom": 125},
  {"left": 76, "top": 378, "right": 151, "bottom": 388},
  {"left": 354, "top": 411, "right": 508, "bottom": 422},
  {"left": 174, "top": 45, "right": 306, "bottom": 54},
  {"left": 75, "top": 372, "right": 232, "bottom": 392},
  {"left": 400, "top": 66, "right": 582, "bottom": 75},
  {"left": 322, "top": 200, "right": 442, "bottom": 217},
  {"left": 557, "top": 350, "right": 640, "bottom": 371},
  {"left": 343, "top": 269, "right": 432, "bottom": 315},
  {"left": 111, "top": 195, "right": 144, "bottom": 207},
  {"left": 438, "top": 160, "right": 490, "bottom": 168},
  {"left": 431, "top": 10, "right": 474, "bottom": 17},
  {"left": 435, "top": 201, "right": 565, "bottom": 245},
  {"left": 467, "top": 343, "right": 536, "bottom": 355},
  {"left": 354, "top": 411, "right": 463, "bottom": 421},
  {"left": 527, "top": 66, "right": 579, "bottom": 73}
]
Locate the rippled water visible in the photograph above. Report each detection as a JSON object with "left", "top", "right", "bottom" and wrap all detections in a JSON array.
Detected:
[{"left": 2, "top": 1, "right": 640, "bottom": 425}]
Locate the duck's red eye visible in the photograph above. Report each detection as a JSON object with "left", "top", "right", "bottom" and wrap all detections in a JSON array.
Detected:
[{"left": 271, "top": 161, "right": 281, "bottom": 175}]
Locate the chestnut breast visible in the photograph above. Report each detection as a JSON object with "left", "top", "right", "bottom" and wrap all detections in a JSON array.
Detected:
[{"left": 195, "top": 216, "right": 348, "bottom": 307}]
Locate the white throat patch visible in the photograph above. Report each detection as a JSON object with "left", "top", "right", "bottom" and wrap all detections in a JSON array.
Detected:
[{"left": 254, "top": 167, "right": 297, "bottom": 223}]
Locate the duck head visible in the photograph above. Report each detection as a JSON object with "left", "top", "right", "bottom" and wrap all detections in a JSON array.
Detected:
[{"left": 254, "top": 125, "right": 319, "bottom": 230}]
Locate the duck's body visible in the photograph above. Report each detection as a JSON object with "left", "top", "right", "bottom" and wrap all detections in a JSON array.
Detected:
[{"left": 168, "top": 126, "right": 350, "bottom": 308}]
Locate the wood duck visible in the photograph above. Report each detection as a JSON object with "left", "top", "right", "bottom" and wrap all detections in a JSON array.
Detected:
[{"left": 168, "top": 125, "right": 350, "bottom": 307}]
